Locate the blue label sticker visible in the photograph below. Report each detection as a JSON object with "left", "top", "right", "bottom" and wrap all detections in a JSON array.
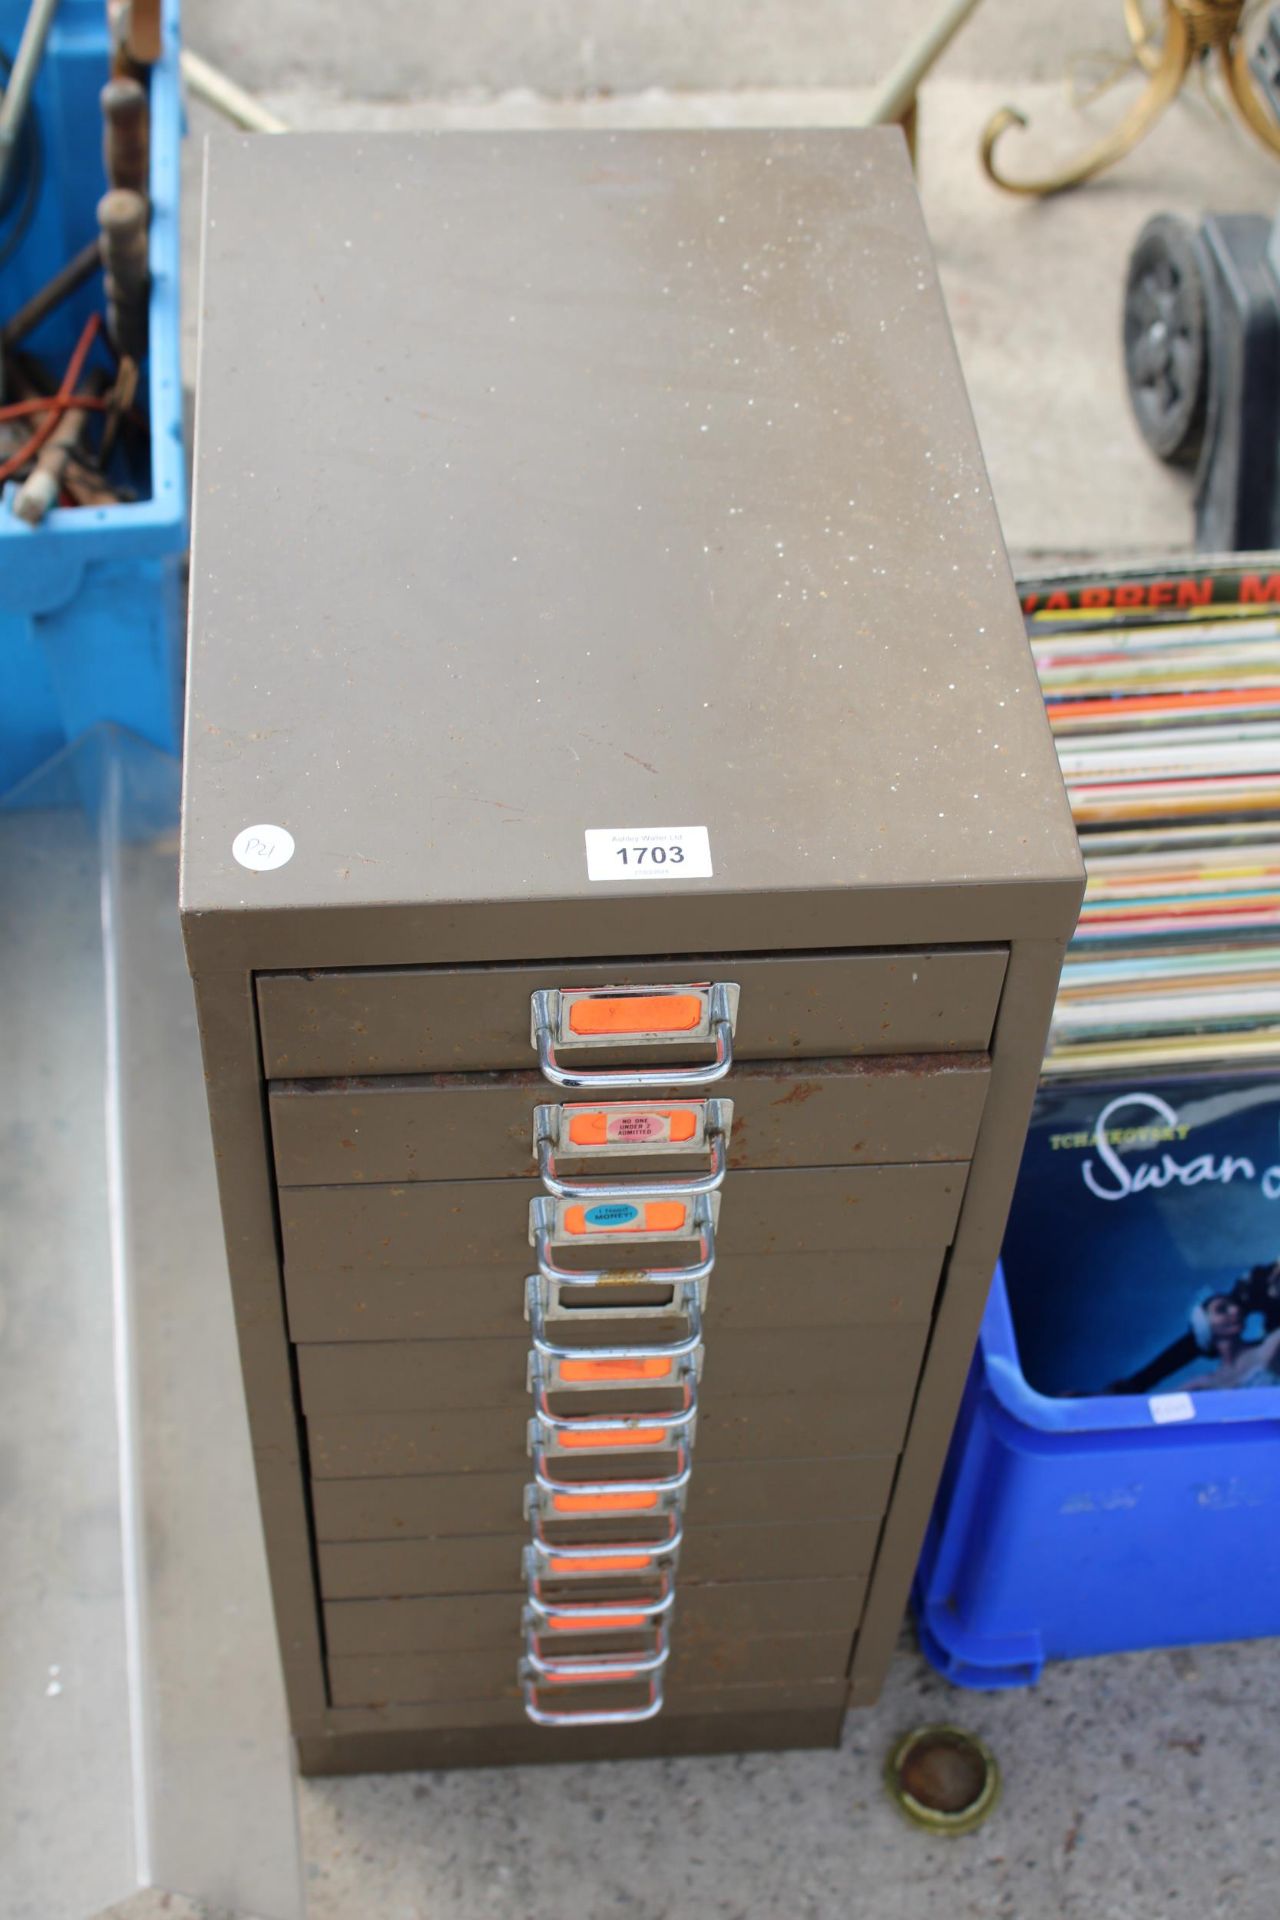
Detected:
[{"left": 583, "top": 1202, "right": 640, "bottom": 1228}]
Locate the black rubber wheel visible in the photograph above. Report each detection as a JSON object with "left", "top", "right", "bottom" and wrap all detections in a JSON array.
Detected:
[{"left": 1123, "top": 213, "right": 1211, "bottom": 467}]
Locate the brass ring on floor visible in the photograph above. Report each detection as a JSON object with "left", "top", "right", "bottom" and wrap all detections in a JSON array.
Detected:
[{"left": 884, "top": 1725, "right": 1001, "bottom": 1835}]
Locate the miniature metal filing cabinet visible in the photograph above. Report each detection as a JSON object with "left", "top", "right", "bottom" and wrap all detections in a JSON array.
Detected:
[{"left": 180, "top": 129, "right": 1083, "bottom": 1775}]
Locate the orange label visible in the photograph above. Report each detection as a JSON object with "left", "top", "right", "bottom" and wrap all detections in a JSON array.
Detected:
[
  {"left": 568, "top": 994, "right": 702, "bottom": 1037},
  {"left": 559, "top": 1355, "right": 674, "bottom": 1383},
  {"left": 547, "top": 1612, "right": 645, "bottom": 1633},
  {"left": 548, "top": 1554, "right": 651, "bottom": 1575},
  {"left": 551, "top": 1488, "right": 660, "bottom": 1515},
  {"left": 563, "top": 1200, "right": 687, "bottom": 1236},
  {"left": 566, "top": 1106, "right": 700, "bottom": 1147},
  {"left": 542, "top": 1668, "right": 642, "bottom": 1686},
  {"left": 554, "top": 1424, "right": 667, "bottom": 1449}
]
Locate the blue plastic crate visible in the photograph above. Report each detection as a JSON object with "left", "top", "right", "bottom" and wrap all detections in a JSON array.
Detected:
[
  {"left": 913, "top": 1263, "right": 1280, "bottom": 1689},
  {"left": 0, "top": 0, "right": 185, "bottom": 796}
]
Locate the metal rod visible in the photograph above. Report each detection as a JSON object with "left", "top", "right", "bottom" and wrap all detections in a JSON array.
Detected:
[
  {"left": 12, "top": 366, "right": 108, "bottom": 523},
  {"left": 0, "top": 0, "right": 62, "bottom": 211},
  {"left": 98, "top": 187, "right": 149, "bottom": 360},
  {"left": 97, "top": 351, "right": 138, "bottom": 466},
  {"left": 102, "top": 76, "right": 149, "bottom": 196},
  {"left": 179, "top": 49, "right": 288, "bottom": 134},
  {"left": 125, "top": 0, "right": 162, "bottom": 66},
  {"left": 106, "top": 0, "right": 139, "bottom": 81},
  {"left": 0, "top": 238, "right": 100, "bottom": 348},
  {"left": 861, "top": 0, "right": 987, "bottom": 127},
  {"left": 60, "top": 455, "right": 121, "bottom": 506}
]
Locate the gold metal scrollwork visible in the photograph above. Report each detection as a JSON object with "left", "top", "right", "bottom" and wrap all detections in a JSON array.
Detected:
[{"left": 981, "top": 1, "right": 1280, "bottom": 197}]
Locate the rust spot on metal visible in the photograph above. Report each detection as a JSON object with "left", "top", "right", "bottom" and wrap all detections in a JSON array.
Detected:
[{"left": 772, "top": 1081, "right": 819, "bottom": 1107}]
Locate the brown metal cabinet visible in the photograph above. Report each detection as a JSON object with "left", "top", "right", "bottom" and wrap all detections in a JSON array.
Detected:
[{"left": 181, "top": 129, "right": 1082, "bottom": 1775}]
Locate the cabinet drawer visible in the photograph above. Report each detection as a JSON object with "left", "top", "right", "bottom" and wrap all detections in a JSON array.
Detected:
[
  {"left": 285, "top": 1246, "right": 941, "bottom": 1344},
  {"left": 308, "top": 1392, "right": 914, "bottom": 1479},
  {"left": 269, "top": 1054, "right": 989, "bottom": 1186},
  {"left": 318, "top": 1517, "right": 882, "bottom": 1600},
  {"left": 280, "top": 1164, "right": 966, "bottom": 1281},
  {"left": 327, "top": 1657, "right": 851, "bottom": 1715},
  {"left": 326, "top": 1629, "right": 853, "bottom": 1710},
  {"left": 311, "top": 1454, "right": 898, "bottom": 1540},
  {"left": 258, "top": 948, "right": 1007, "bottom": 1078},
  {"left": 322, "top": 1683, "right": 850, "bottom": 1738},
  {"left": 325, "top": 1575, "right": 865, "bottom": 1657},
  {"left": 296, "top": 1321, "right": 928, "bottom": 1416}
]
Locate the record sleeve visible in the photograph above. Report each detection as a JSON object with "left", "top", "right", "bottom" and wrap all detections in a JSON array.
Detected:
[{"left": 1003, "top": 1071, "right": 1280, "bottom": 1397}]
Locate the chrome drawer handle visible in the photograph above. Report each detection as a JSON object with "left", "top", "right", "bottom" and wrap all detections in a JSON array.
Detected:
[
  {"left": 524, "top": 1643, "right": 669, "bottom": 1683},
  {"left": 527, "top": 1345, "right": 701, "bottom": 1398},
  {"left": 528, "top": 1274, "right": 703, "bottom": 1348},
  {"left": 524, "top": 1603, "right": 671, "bottom": 1681},
  {"left": 537, "top": 1126, "right": 727, "bottom": 1201},
  {"left": 529, "top": 1193, "right": 717, "bottom": 1290},
  {"left": 531, "top": 1278, "right": 708, "bottom": 1323},
  {"left": 530, "top": 1441, "right": 692, "bottom": 1504},
  {"left": 526, "top": 1505, "right": 683, "bottom": 1559},
  {"left": 527, "top": 1267, "right": 706, "bottom": 1326},
  {"left": 521, "top": 1612, "right": 671, "bottom": 1674},
  {"left": 524, "top": 1602, "right": 673, "bottom": 1678},
  {"left": 529, "top": 1402, "right": 698, "bottom": 1456},
  {"left": 527, "top": 1360, "right": 698, "bottom": 1432},
  {"left": 521, "top": 1669, "right": 665, "bottom": 1727},
  {"left": 526, "top": 1586, "right": 676, "bottom": 1634},
  {"left": 531, "top": 983, "right": 739, "bottom": 1089},
  {"left": 523, "top": 1535, "right": 682, "bottom": 1585},
  {"left": 524, "top": 1471, "right": 689, "bottom": 1522},
  {"left": 527, "top": 1283, "right": 704, "bottom": 1390},
  {"left": 534, "top": 1099, "right": 731, "bottom": 1200}
]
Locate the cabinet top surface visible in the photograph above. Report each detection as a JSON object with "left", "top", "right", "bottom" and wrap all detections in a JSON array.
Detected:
[{"left": 181, "top": 130, "right": 1080, "bottom": 956}]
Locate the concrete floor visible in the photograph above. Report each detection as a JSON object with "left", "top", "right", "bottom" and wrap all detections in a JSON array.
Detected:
[
  {"left": 15, "top": 5, "right": 1280, "bottom": 1919},
  {"left": 185, "top": 0, "right": 1136, "bottom": 97},
  {"left": 179, "top": 2, "right": 1280, "bottom": 560},
  {"left": 76, "top": 1635, "right": 1280, "bottom": 1920},
  {"left": 2, "top": 748, "right": 300, "bottom": 1920},
  {"left": 295, "top": 1636, "right": 1280, "bottom": 1920}
]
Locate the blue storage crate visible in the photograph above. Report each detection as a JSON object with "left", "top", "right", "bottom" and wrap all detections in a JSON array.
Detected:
[
  {"left": 0, "top": 0, "right": 185, "bottom": 796},
  {"left": 913, "top": 1263, "right": 1280, "bottom": 1689}
]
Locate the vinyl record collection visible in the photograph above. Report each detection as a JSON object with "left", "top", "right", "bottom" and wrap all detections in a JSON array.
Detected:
[
  {"left": 1002, "top": 557, "right": 1280, "bottom": 1397},
  {"left": 1022, "top": 556, "right": 1280, "bottom": 1079}
]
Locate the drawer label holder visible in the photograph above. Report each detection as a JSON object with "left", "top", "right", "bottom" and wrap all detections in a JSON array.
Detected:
[
  {"left": 526, "top": 1279, "right": 705, "bottom": 1393},
  {"left": 534, "top": 1097, "right": 732, "bottom": 1201},
  {"left": 529, "top": 1403, "right": 699, "bottom": 1457},
  {"left": 523, "top": 1535, "right": 682, "bottom": 1584},
  {"left": 531, "top": 982, "right": 739, "bottom": 1090},
  {"left": 529, "top": 1189, "right": 717, "bottom": 1270}
]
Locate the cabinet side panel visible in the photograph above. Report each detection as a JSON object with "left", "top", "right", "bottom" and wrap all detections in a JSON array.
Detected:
[
  {"left": 189, "top": 964, "right": 328, "bottom": 1732},
  {"left": 848, "top": 935, "right": 1070, "bottom": 1701}
]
